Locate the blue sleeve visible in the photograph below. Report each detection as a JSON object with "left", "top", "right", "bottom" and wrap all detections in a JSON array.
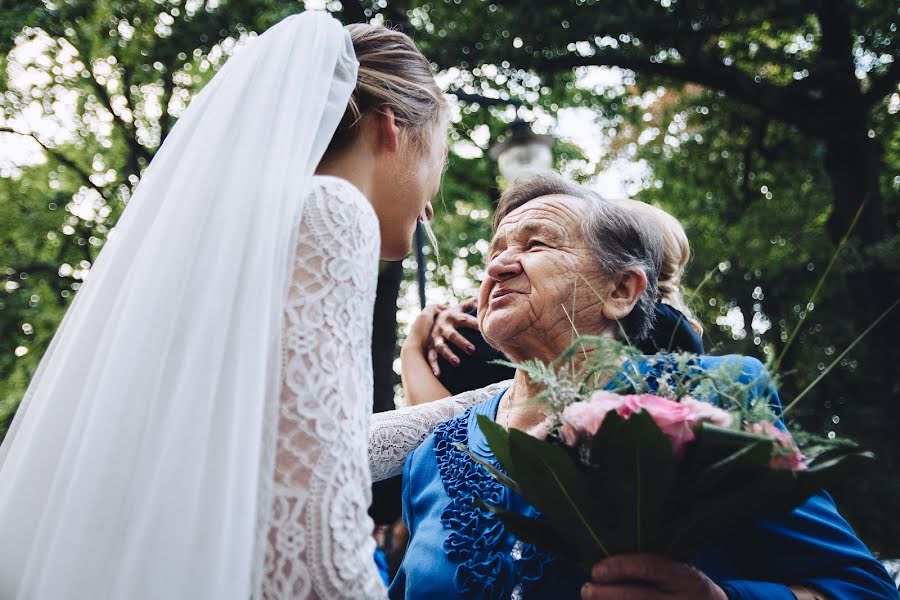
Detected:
[
  {"left": 715, "top": 491, "right": 898, "bottom": 599},
  {"left": 401, "top": 451, "right": 415, "bottom": 535},
  {"left": 374, "top": 548, "right": 390, "bottom": 586},
  {"left": 717, "top": 580, "right": 795, "bottom": 600},
  {"left": 706, "top": 357, "right": 898, "bottom": 599},
  {"left": 387, "top": 455, "right": 415, "bottom": 598}
]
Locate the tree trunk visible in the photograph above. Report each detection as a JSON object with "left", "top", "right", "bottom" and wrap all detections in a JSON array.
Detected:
[
  {"left": 371, "top": 260, "right": 404, "bottom": 413},
  {"left": 369, "top": 261, "right": 405, "bottom": 526},
  {"left": 822, "top": 118, "right": 884, "bottom": 246}
]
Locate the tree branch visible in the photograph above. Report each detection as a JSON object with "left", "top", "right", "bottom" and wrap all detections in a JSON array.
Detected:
[
  {"left": 3, "top": 263, "right": 60, "bottom": 281},
  {"left": 0, "top": 127, "right": 111, "bottom": 203},
  {"left": 69, "top": 32, "right": 153, "bottom": 173},
  {"left": 532, "top": 50, "right": 824, "bottom": 136},
  {"left": 158, "top": 69, "right": 176, "bottom": 143}
]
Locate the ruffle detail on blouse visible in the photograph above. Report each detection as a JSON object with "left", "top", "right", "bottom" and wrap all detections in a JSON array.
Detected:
[{"left": 433, "top": 410, "right": 555, "bottom": 599}]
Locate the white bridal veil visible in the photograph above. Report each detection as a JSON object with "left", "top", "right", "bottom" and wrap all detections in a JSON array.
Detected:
[{"left": 0, "top": 12, "right": 358, "bottom": 599}]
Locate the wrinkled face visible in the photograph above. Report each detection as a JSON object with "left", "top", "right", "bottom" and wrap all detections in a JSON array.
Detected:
[
  {"left": 376, "top": 120, "right": 448, "bottom": 260},
  {"left": 477, "top": 195, "right": 609, "bottom": 361}
]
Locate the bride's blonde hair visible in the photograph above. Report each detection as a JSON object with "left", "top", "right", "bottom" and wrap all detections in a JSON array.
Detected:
[
  {"left": 325, "top": 24, "right": 448, "bottom": 154},
  {"left": 324, "top": 23, "right": 448, "bottom": 251},
  {"left": 612, "top": 198, "right": 703, "bottom": 336}
]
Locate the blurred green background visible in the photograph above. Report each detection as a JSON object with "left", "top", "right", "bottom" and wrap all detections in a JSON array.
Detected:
[{"left": 0, "top": 0, "right": 897, "bottom": 556}]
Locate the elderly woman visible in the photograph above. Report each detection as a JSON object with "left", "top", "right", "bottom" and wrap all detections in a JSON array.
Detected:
[
  {"left": 400, "top": 196, "right": 704, "bottom": 407},
  {"left": 373, "top": 174, "right": 896, "bottom": 600}
]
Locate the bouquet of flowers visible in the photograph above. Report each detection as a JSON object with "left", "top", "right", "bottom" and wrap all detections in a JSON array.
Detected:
[{"left": 463, "top": 336, "right": 872, "bottom": 569}]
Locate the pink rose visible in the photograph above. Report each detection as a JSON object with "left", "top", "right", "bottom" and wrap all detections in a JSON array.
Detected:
[
  {"left": 559, "top": 391, "right": 623, "bottom": 446},
  {"left": 750, "top": 421, "right": 808, "bottom": 471},
  {"left": 616, "top": 394, "right": 696, "bottom": 455},
  {"left": 679, "top": 397, "right": 734, "bottom": 428}
]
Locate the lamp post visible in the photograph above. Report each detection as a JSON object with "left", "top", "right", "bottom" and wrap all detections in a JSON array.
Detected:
[
  {"left": 489, "top": 117, "right": 555, "bottom": 185},
  {"left": 414, "top": 223, "right": 427, "bottom": 309}
]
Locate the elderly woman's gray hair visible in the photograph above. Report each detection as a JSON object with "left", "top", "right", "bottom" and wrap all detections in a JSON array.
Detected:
[{"left": 493, "top": 173, "right": 663, "bottom": 342}]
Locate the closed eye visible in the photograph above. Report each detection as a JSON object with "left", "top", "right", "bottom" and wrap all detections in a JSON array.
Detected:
[{"left": 527, "top": 239, "right": 549, "bottom": 250}]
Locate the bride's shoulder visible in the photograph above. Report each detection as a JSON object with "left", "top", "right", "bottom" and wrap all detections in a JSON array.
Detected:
[
  {"left": 300, "top": 175, "right": 378, "bottom": 245},
  {"left": 307, "top": 175, "right": 369, "bottom": 209},
  {"left": 304, "top": 175, "right": 377, "bottom": 229}
]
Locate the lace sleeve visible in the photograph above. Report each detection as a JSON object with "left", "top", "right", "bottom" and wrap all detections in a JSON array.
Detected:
[
  {"left": 260, "top": 178, "right": 385, "bottom": 600},
  {"left": 368, "top": 380, "right": 512, "bottom": 481}
]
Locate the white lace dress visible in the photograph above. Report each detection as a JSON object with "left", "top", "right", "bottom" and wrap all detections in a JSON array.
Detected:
[
  {"left": 259, "top": 175, "right": 510, "bottom": 599},
  {"left": 260, "top": 176, "right": 384, "bottom": 599}
]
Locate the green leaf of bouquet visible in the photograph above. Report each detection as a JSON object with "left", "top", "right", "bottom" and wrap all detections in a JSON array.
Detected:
[
  {"left": 679, "top": 441, "right": 772, "bottom": 504},
  {"left": 504, "top": 426, "right": 612, "bottom": 565},
  {"left": 806, "top": 448, "right": 874, "bottom": 469},
  {"left": 476, "top": 415, "right": 516, "bottom": 480},
  {"left": 689, "top": 424, "right": 774, "bottom": 470},
  {"left": 587, "top": 410, "right": 679, "bottom": 555},
  {"left": 673, "top": 425, "right": 775, "bottom": 508},
  {"left": 455, "top": 442, "right": 524, "bottom": 496},
  {"left": 664, "top": 449, "right": 874, "bottom": 560},
  {"left": 474, "top": 498, "right": 581, "bottom": 562}
]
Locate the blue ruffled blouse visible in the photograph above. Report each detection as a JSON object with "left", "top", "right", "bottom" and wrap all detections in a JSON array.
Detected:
[{"left": 389, "top": 355, "right": 898, "bottom": 600}]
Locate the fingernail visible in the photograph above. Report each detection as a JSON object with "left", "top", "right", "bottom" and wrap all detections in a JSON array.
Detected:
[
  {"left": 466, "top": 344, "right": 475, "bottom": 355},
  {"left": 592, "top": 564, "right": 607, "bottom": 579},
  {"left": 451, "top": 357, "right": 460, "bottom": 366},
  {"left": 433, "top": 370, "right": 440, "bottom": 377}
]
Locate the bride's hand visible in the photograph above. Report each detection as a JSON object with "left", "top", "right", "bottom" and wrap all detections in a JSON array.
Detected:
[{"left": 581, "top": 554, "right": 727, "bottom": 600}]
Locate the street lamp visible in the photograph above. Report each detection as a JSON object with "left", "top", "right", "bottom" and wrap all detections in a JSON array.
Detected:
[{"left": 489, "top": 117, "right": 555, "bottom": 185}]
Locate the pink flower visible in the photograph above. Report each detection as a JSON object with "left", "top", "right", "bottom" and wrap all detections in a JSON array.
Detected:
[
  {"left": 616, "top": 394, "right": 697, "bottom": 455},
  {"left": 559, "top": 392, "right": 622, "bottom": 446},
  {"left": 750, "top": 421, "right": 808, "bottom": 471},
  {"left": 679, "top": 397, "right": 734, "bottom": 428},
  {"left": 558, "top": 392, "right": 738, "bottom": 457}
]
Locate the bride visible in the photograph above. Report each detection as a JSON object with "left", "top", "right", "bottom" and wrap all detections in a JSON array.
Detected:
[{"left": 0, "top": 12, "right": 451, "bottom": 600}]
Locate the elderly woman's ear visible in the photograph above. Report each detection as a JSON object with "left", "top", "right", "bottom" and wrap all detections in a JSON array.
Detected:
[{"left": 599, "top": 266, "right": 649, "bottom": 325}]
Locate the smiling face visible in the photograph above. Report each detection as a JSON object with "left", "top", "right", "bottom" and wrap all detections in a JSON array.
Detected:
[{"left": 477, "top": 194, "right": 611, "bottom": 363}]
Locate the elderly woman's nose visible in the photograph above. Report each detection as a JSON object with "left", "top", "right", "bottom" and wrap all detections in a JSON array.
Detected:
[{"left": 486, "top": 250, "right": 523, "bottom": 281}]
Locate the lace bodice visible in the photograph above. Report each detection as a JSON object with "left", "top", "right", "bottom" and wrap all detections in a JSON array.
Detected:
[
  {"left": 368, "top": 381, "right": 512, "bottom": 482},
  {"left": 259, "top": 176, "right": 384, "bottom": 599},
  {"left": 256, "top": 175, "right": 509, "bottom": 599}
]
